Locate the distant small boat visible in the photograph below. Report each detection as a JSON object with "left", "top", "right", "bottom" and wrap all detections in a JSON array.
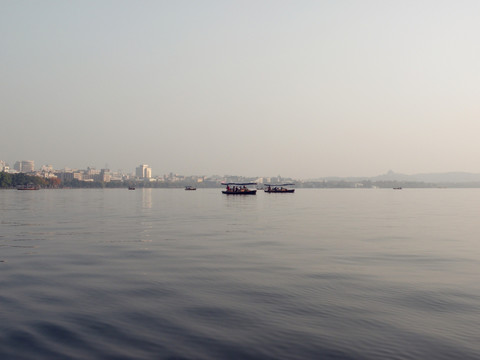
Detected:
[
  {"left": 17, "top": 184, "right": 40, "bottom": 190},
  {"left": 222, "top": 182, "right": 257, "bottom": 195},
  {"left": 264, "top": 183, "right": 295, "bottom": 193},
  {"left": 128, "top": 186, "right": 136, "bottom": 190},
  {"left": 185, "top": 186, "right": 196, "bottom": 190},
  {"left": 393, "top": 187, "right": 402, "bottom": 190}
]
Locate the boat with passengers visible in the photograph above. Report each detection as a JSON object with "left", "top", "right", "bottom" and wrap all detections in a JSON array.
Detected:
[
  {"left": 17, "top": 184, "right": 40, "bottom": 190},
  {"left": 264, "top": 183, "right": 295, "bottom": 193},
  {"left": 222, "top": 182, "right": 257, "bottom": 195}
]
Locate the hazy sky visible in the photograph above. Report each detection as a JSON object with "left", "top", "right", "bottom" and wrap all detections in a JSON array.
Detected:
[{"left": 1, "top": 1, "right": 479, "bottom": 178}]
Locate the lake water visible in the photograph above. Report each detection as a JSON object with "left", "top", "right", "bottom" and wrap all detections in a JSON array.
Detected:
[{"left": 1, "top": 188, "right": 480, "bottom": 359}]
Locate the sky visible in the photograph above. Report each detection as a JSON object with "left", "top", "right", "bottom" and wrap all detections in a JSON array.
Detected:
[{"left": 1, "top": 1, "right": 479, "bottom": 179}]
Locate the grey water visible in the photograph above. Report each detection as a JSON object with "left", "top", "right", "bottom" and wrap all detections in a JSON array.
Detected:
[{"left": 1, "top": 188, "right": 480, "bottom": 360}]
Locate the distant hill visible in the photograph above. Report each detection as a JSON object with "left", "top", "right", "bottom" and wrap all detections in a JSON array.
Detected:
[
  {"left": 309, "top": 170, "right": 480, "bottom": 184},
  {"left": 372, "top": 170, "right": 480, "bottom": 183}
]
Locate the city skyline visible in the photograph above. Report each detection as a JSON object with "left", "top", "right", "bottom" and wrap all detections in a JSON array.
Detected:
[
  {"left": 2, "top": 1, "right": 479, "bottom": 179},
  {"left": 4, "top": 157, "right": 480, "bottom": 185}
]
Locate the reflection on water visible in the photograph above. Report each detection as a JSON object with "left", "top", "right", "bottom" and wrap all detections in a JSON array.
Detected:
[
  {"left": 142, "top": 188, "right": 152, "bottom": 209},
  {"left": 1, "top": 188, "right": 480, "bottom": 360}
]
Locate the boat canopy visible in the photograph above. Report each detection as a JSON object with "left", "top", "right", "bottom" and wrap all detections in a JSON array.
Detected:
[
  {"left": 222, "top": 182, "right": 257, "bottom": 186},
  {"left": 264, "top": 183, "right": 295, "bottom": 186}
]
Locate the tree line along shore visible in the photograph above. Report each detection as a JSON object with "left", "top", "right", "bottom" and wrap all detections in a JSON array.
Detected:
[
  {"left": 0, "top": 172, "right": 60, "bottom": 188},
  {"left": 4, "top": 172, "right": 480, "bottom": 189}
]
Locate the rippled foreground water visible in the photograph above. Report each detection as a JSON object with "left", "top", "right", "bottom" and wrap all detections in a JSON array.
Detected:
[{"left": 1, "top": 188, "right": 480, "bottom": 359}]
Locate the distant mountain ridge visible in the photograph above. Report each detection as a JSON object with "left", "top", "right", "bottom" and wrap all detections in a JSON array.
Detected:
[{"left": 309, "top": 170, "right": 480, "bottom": 183}]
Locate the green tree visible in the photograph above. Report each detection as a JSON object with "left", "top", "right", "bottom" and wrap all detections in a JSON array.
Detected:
[{"left": 0, "top": 172, "right": 12, "bottom": 188}]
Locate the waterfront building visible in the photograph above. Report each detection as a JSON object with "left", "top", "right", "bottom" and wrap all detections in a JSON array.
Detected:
[
  {"left": 22, "top": 160, "right": 34, "bottom": 172},
  {"left": 55, "top": 171, "right": 75, "bottom": 182},
  {"left": 97, "top": 169, "right": 111, "bottom": 182},
  {"left": 41, "top": 165, "right": 54, "bottom": 172},
  {"left": 145, "top": 167, "right": 152, "bottom": 179},
  {"left": 13, "top": 160, "right": 35, "bottom": 173},
  {"left": 136, "top": 164, "right": 152, "bottom": 179}
]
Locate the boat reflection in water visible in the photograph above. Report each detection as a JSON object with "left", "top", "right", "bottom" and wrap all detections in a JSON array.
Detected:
[
  {"left": 222, "top": 182, "right": 257, "bottom": 195},
  {"left": 264, "top": 183, "right": 295, "bottom": 193}
]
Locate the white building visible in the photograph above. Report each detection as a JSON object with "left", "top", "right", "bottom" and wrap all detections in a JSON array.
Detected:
[
  {"left": 14, "top": 160, "right": 35, "bottom": 173},
  {"left": 41, "top": 164, "right": 54, "bottom": 172},
  {"left": 136, "top": 164, "right": 152, "bottom": 179}
]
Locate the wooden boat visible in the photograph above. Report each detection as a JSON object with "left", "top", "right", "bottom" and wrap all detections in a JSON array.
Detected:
[
  {"left": 222, "top": 182, "right": 257, "bottom": 195},
  {"left": 393, "top": 187, "right": 402, "bottom": 190},
  {"left": 128, "top": 186, "right": 136, "bottom": 190},
  {"left": 185, "top": 186, "right": 196, "bottom": 190},
  {"left": 264, "top": 184, "right": 295, "bottom": 193},
  {"left": 17, "top": 184, "right": 40, "bottom": 190}
]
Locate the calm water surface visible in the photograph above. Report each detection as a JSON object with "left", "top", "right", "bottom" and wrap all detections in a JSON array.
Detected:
[{"left": 1, "top": 188, "right": 480, "bottom": 359}]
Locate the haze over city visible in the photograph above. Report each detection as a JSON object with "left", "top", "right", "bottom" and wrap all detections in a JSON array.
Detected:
[{"left": 2, "top": 1, "right": 479, "bottom": 179}]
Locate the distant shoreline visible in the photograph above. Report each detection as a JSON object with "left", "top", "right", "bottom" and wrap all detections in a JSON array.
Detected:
[
  {"left": 5, "top": 182, "right": 480, "bottom": 189},
  {"left": 5, "top": 171, "right": 480, "bottom": 189}
]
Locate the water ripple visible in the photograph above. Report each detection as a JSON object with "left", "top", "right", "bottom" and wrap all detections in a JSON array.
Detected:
[{"left": 1, "top": 189, "right": 480, "bottom": 359}]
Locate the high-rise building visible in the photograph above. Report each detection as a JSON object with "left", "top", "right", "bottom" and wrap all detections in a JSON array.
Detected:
[
  {"left": 136, "top": 164, "right": 152, "bottom": 179},
  {"left": 21, "top": 160, "right": 35, "bottom": 173},
  {"left": 145, "top": 167, "right": 152, "bottom": 179},
  {"left": 14, "top": 160, "right": 35, "bottom": 173}
]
